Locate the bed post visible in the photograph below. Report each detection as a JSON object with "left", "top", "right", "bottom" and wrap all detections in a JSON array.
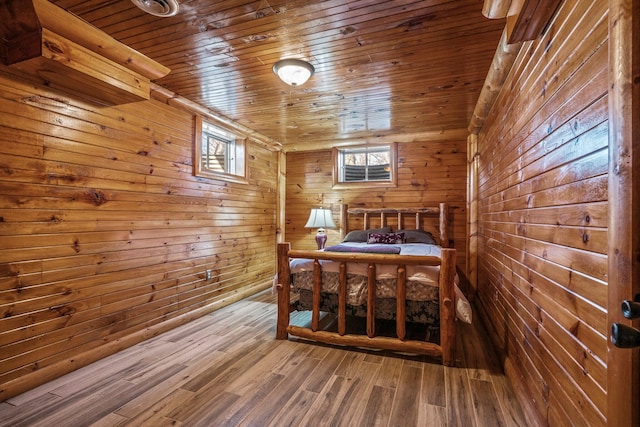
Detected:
[
  {"left": 396, "top": 266, "right": 407, "bottom": 340},
  {"left": 439, "top": 248, "right": 456, "bottom": 366},
  {"left": 366, "top": 263, "right": 377, "bottom": 338},
  {"left": 340, "top": 204, "right": 349, "bottom": 241},
  {"left": 439, "top": 203, "right": 449, "bottom": 248},
  {"left": 276, "top": 242, "right": 291, "bottom": 340},
  {"left": 311, "top": 260, "right": 322, "bottom": 331}
]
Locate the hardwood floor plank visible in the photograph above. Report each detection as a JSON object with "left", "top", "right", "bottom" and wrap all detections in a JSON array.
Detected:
[
  {"left": 151, "top": 417, "right": 185, "bottom": 427},
  {"left": 167, "top": 352, "right": 265, "bottom": 421},
  {"left": 363, "top": 350, "right": 386, "bottom": 364},
  {"left": 114, "top": 350, "right": 229, "bottom": 418},
  {"left": 0, "top": 392, "right": 62, "bottom": 427},
  {"left": 304, "top": 342, "right": 332, "bottom": 359},
  {"left": 0, "top": 291, "right": 525, "bottom": 427},
  {"left": 423, "top": 361, "right": 447, "bottom": 407},
  {"left": 179, "top": 341, "right": 265, "bottom": 393},
  {"left": 124, "top": 388, "right": 194, "bottom": 426},
  {"left": 37, "top": 363, "right": 187, "bottom": 427},
  {"left": 470, "top": 314, "right": 528, "bottom": 427},
  {"left": 469, "top": 378, "right": 507, "bottom": 427},
  {"left": 237, "top": 358, "right": 320, "bottom": 426},
  {"left": 458, "top": 322, "right": 492, "bottom": 381},
  {"left": 29, "top": 379, "right": 141, "bottom": 427},
  {"left": 389, "top": 364, "right": 423, "bottom": 427},
  {"left": 419, "top": 402, "right": 449, "bottom": 426},
  {"left": 268, "top": 389, "right": 318, "bottom": 427},
  {"left": 374, "top": 353, "right": 404, "bottom": 389},
  {"left": 181, "top": 391, "right": 242, "bottom": 426},
  {"left": 269, "top": 341, "right": 318, "bottom": 375},
  {"left": 299, "top": 375, "right": 349, "bottom": 426},
  {"left": 402, "top": 354, "right": 429, "bottom": 369},
  {"left": 334, "top": 349, "right": 369, "bottom": 376},
  {"left": 87, "top": 412, "right": 129, "bottom": 427},
  {"left": 224, "top": 345, "right": 291, "bottom": 396},
  {"left": 302, "top": 345, "right": 348, "bottom": 393},
  {"left": 490, "top": 374, "right": 529, "bottom": 427},
  {"left": 205, "top": 373, "right": 285, "bottom": 426},
  {"left": 327, "top": 361, "right": 380, "bottom": 426},
  {"left": 358, "top": 385, "right": 395, "bottom": 427},
  {"left": 445, "top": 365, "right": 476, "bottom": 427}
]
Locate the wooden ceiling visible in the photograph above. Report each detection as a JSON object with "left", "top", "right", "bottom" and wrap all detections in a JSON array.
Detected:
[{"left": 48, "top": 0, "right": 506, "bottom": 150}]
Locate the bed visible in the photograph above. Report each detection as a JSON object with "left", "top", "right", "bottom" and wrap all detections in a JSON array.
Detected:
[{"left": 275, "top": 204, "right": 465, "bottom": 366}]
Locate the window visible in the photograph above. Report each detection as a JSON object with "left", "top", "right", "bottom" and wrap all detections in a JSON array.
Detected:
[
  {"left": 194, "top": 116, "right": 246, "bottom": 183},
  {"left": 333, "top": 143, "right": 397, "bottom": 187}
]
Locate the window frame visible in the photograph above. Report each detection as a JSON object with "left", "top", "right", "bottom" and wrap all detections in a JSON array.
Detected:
[
  {"left": 194, "top": 116, "right": 247, "bottom": 184},
  {"left": 332, "top": 142, "right": 398, "bottom": 189}
]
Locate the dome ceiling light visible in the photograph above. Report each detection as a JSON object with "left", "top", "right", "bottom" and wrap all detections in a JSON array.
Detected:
[
  {"left": 273, "top": 59, "right": 315, "bottom": 86},
  {"left": 131, "top": 0, "right": 179, "bottom": 17}
]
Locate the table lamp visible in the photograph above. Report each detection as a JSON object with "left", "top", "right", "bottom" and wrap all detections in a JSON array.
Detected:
[{"left": 304, "top": 207, "right": 337, "bottom": 250}]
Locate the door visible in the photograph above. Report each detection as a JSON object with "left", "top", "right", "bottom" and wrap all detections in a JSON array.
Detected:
[{"left": 607, "top": 0, "right": 640, "bottom": 426}]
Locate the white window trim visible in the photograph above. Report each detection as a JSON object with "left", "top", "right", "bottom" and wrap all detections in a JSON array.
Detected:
[
  {"left": 194, "top": 116, "right": 247, "bottom": 184},
  {"left": 332, "top": 142, "right": 398, "bottom": 189}
]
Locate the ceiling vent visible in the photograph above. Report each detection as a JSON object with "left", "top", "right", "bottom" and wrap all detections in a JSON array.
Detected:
[{"left": 131, "top": 0, "right": 179, "bottom": 17}]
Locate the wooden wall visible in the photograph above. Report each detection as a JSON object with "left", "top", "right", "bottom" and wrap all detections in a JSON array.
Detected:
[
  {"left": 0, "top": 68, "right": 278, "bottom": 399},
  {"left": 284, "top": 140, "right": 468, "bottom": 274},
  {"left": 475, "top": 0, "right": 608, "bottom": 425}
]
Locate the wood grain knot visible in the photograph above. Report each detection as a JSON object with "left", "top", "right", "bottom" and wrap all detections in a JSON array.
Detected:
[{"left": 44, "top": 40, "right": 64, "bottom": 54}]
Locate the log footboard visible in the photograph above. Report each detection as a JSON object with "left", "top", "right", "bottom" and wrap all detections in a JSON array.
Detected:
[{"left": 275, "top": 242, "right": 457, "bottom": 366}]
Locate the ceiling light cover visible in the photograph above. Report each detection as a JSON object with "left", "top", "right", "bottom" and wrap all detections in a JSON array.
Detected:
[
  {"left": 273, "top": 59, "right": 315, "bottom": 86},
  {"left": 131, "top": 0, "right": 179, "bottom": 17}
]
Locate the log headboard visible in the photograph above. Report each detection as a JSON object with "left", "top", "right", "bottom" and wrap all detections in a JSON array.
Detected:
[{"left": 338, "top": 203, "right": 449, "bottom": 248}]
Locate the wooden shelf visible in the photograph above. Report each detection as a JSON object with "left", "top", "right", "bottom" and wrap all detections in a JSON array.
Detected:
[{"left": 0, "top": 0, "right": 170, "bottom": 105}]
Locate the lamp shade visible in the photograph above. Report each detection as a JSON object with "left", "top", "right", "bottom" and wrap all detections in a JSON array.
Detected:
[
  {"left": 304, "top": 208, "right": 336, "bottom": 230},
  {"left": 273, "top": 59, "right": 315, "bottom": 86}
]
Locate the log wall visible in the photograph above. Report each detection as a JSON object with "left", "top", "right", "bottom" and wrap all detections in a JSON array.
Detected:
[
  {"left": 0, "top": 68, "right": 278, "bottom": 399},
  {"left": 475, "top": 0, "right": 608, "bottom": 425},
  {"left": 284, "top": 140, "right": 467, "bottom": 274}
]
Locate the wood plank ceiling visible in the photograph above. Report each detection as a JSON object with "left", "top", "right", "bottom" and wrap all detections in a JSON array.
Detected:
[{"left": 48, "top": 0, "right": 505, "bottom": 150}]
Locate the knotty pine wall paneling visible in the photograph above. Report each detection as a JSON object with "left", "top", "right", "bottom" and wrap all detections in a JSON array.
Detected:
[
  {"left": 284, "top": 140, "right": 467, "bottom": 275},
  {"left": 0, "top": 68, "right": 278, "bottom": 399},
  {"left": 475, "top": 0, "right": 608, "bottom": 425}
]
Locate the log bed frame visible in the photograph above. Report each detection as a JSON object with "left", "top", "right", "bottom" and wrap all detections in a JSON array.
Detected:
[{"left": 276, "top": 204, "right": 457, "bottom": 366}]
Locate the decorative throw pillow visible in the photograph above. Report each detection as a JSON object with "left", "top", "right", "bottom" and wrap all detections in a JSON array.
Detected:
[
  {"left": 367, "top": 232, "right": 405, "bottom": 244},
  {"left": 396, "top": 229, "right": 437, "bottom": 244},
  {"left": 343, "top": 227, "right": 392, "bottom": 243}
]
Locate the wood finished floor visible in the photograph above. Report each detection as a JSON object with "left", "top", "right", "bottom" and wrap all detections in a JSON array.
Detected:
[{"left": 0, "top": 290, "right": 527, "bottom": 427}]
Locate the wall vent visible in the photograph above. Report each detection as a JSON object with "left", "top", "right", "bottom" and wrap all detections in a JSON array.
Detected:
[{"left": 131, "top": 0, "right": 179, "bottom": 17}]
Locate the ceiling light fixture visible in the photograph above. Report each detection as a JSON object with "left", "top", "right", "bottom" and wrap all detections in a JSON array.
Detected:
[
  {"left": 131, "top": 0, "right": 180, "bottom": 17},
  {"left": 273, "top": 59, "right": 315, "bottom": 86}
]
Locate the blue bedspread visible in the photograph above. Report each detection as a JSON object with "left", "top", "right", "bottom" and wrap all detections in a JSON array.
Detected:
[{"left": 323, "top": 244, "right": 401, "bottom": 254}]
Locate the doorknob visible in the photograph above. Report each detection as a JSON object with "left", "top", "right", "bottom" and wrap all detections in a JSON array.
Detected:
[
  {"left": 621, "top": 293, "right": 640, "bottom": 319},
  {"left": 621, "top": 300, "right": 640, "bottom": 319},
  {"left": 611, "top": 323, "right": 640, "bottom": 348},
  {"left": 611, "top": 294, "right": 640, "bottom": 348}
]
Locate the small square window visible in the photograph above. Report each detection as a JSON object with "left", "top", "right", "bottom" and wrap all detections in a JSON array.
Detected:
[
  {"left": 333, "top": 143, "right": 397, "bottom": 188},
  {"left": 194, "top": 116, "right": 246, "bottom": 183}
]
